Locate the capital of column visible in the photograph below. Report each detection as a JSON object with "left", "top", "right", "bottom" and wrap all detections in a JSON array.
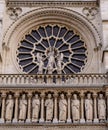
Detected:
[
  {"left": 40, "top": 93, "right": 45, "bottom": 98},
  {"left": 80, "top": 92, "right": 84, "bottom": 98},
  {"left": 1, "top": 92, "right": 6, "bottom": 98},
  {"left": 93, "top": 92, "right": 97, "bottom": 98},
  {"left": 53, "top": 93, "right": 58, "bottom": 98},
  {"left": 67, "top": 92, "right": 71, "bottom": 98},
  {"left": 14, "top": 92, "right": 20, "bottom": 98},
  {"left": 27, "top": 93, "right": 32, "bottom": 98}
]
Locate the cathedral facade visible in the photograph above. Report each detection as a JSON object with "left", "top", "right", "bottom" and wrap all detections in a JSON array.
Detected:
[{"left": 0, "top": 0, "right": 108, "bottom": 130}]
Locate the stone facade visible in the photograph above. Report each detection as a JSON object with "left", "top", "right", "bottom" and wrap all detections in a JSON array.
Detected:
[{"left": 0, "top": 0, "right": 108, "bottom": 130}]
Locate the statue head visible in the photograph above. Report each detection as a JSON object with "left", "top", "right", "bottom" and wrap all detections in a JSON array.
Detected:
[
  {"left": 48, "top": 93, "right": 52, "bottom": 99},
  {"left": 73, "top": 94, "right": 77, "bottom": 99},
  {"left": 60, "top": 93, "right": 65, "bottom": 99},
  {"left": 87, "top": 93, "right": 91, "bottom": 99},
  {"left": 35, "top": 94, "right": 39, "bottom": 99},
  {"left": 22, "top": 94, "right": 26, "bottom": 99},
  {"left": 99, "top": 93, "right": 103, "bottom": 99},
  {"left": 8, "top": 94, "right": 12, "bottom": 99}
]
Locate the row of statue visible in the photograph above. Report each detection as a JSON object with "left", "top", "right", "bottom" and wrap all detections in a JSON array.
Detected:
[
  {"left": 1, "top": 92, "right": 107, "bottom": 123},
  {"left": 37, "top": 47, "right": 63, "bottom": 74}
]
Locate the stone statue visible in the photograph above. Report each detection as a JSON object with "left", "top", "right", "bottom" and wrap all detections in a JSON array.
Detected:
[
  {"left": 57, "top": 53, "right": 63, "bottom": 74},
  {"left": 47, "top": 47, "right": 55, "bottom": 74},
  {"left": 98, "top": 94, "right": 106, "bottom": 121},
  {"left": 32, "top": 94, "right": 40, "bottom": 122},
  {"left": 37, "top": 53, "right": 44, "bottom": 74},
  {"left": 85, "top": 93, "right": 93, "bottom": 122},
  {"left": 59, "top": 93, "right": 67, "bottom": 122},
  {"left": 19, "top": 94, "right": 27, "bottom": 122},
  {"left": 5, "top": 94, "right": 14, "bottom": 122},
  {"left": 45, "top": 93, "right": 53, "bottom": 122},
  {"left": 71, "top": 94, "right": 80, "bottom": 122}
]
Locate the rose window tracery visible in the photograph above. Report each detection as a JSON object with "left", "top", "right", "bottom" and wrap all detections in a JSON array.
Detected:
[{"left": 16, "top": 24, "right": 88, "bottom": 74}]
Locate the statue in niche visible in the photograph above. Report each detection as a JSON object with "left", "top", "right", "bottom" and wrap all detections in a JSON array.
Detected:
[
  {"left": 98, "top": 93, "right": 106, "bottom": 122},
  {"left": 5, "top": 94, "right": 14, "bottom": 122},
  {"left": 32, "top": 94, "right": 40, "bottom": 122},
  {"left": 47, "top": 47, "right": 55, "bottom": 74},
  {"left": 71, "top": 94, "right": 80, "bottom": 122},
  {"left": 19, "top": 94, "right": 27, "bottom": 122},
  {"left": 57, "top": 53, "right": 63, "bottom": 74},
  {"left": 37, "top": 53, "right": 44, "bottom": 74},
  {"left": 59, "top": 93, "right": 67, "bottom": 122},
  {"left": 85, "top": 93, "right": 93, "bottom": 122},
  {"left": 45, "top": 93, "right": 53, "bottom": 122}
]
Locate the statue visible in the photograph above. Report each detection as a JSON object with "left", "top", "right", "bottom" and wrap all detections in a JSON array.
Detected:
[
  {"left": 47, "top": 47, "right": 55, "bottom": 74},
  {"left": 32, "top": 94, "right": 40, "bottom": 122},
  {"left": 59, "top": 93, "right": 67, "bottom": 122},
  {"left": 19, "top": 94, "right": 27, "bottom": 122},
  {"left": 57, "top": 53, "right": 63, "bottom": 74},
  {"left": 45, "top": 93, "right": 53, "bottom": 122},
  {"left": 71, "top": 94, "right": 80, "bottom": 122},
  {"left": 5, "top": 94, "right": 14, "bottom": 122},
  {"left": 37, "top": 53, "right": 44, "bottom": 74},
  {"left": 85, "top": 93, "right": 93, "bottom": 122},
  {"left": 98, "top": 94, "right": 106, "bottom": 122}
]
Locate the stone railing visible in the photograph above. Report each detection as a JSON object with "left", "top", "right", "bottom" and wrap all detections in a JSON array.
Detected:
[{"left": 0, "top": 73, "right": 107, "bottom": 87}]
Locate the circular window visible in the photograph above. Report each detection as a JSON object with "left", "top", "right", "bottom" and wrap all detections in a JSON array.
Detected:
[{"left": 16, "top": 24, "right": 88, "bottom": 74}]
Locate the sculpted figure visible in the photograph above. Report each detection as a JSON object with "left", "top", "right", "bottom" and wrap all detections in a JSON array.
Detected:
[
  {"left": 98, "top": 94, "right": 106, "bottom": 121},
  {"left": 19, "top": 94, "right": 27, "bottom": 122},
  {"left": 47, "top": 47, "right": 55, "bottom": 74},
  {"left": 37, "top": 53, "right": 44, "bottom": 74},
  {"left": 71, "top": 94, "right": 80, "bottom": 122},
  {"left": 32, "top": 94, "right": 40, "bottom": 122},
  {"left": 5, "top": 94, "right": 14, "bottom": 121},
  {"left": 85, "top": 93, "right": 93, "bottom": 122},
  {"left": 59, "top": 93, "right": 67, "bottom": 122},
  {"left": 45, "top": 94, "right": 53, "bottom": 122},
  {"left": 57, "top": 53, "right": 63, "bottom": 74}
]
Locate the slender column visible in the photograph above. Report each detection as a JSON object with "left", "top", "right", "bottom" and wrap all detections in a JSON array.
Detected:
[
  {"left": 39, "top": 93, "right": 45, "bottom": 123},
  {"left": 26, "top": 93, "right": 32, "bottom": 123},
  {"left": 93, "top": 93, "right": 99, "bottom": 122},
  {"left": 67, "top": 93, "right": 71, "bottom": 123},
  {"left": 80, "top": 92, "right": 85, "bottom": 123},
  {"left": 53, "top": 93, "right": 58, "bottom": 123},
  {"left": 106, "top": 92, "right": 108, "bottom": 121},
  {"left": 13, "top": 92, "right": 19, "bottom": 123},
  {"left": 0, "top": 92, "right": 6, "bottom": 123}
]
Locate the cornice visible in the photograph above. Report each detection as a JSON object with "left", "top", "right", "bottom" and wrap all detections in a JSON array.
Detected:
[{"left": 5, "top": 0, "right": 98, "bottom": 7}]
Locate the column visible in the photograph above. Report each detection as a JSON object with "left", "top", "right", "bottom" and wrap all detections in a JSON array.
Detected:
[
  {"left": 0, "top": 92, "right": 6, "bottom": 123},
  {"left": 106, "top": 92, "right": 108, "bottom": 121},
  {"left": 67, "top": 93, "right": 71, "bottom": 123},
  {"left": 39, "top": 93, "right": 45, "bottom": 123},
  {"left": 13, "top": 92, "right": 19, "bottom": 123},
  {"left": 53, "top": 93, "right": 58, "bottom": 123},
  {"left": 93, "top": 93, "right": 99, "bottom": 123},
  {"left": 26, "top": 93, "right": 32, "bottom": 123},
  {"left": 80, "top": 92, "right": 85, "bottom": 123}
]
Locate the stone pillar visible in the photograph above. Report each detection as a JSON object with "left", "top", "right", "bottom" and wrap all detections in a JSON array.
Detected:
[
  {"left": 106, "top": 92, "right": 108, "bottom": 121},
  {"left": 13, "top": 92, "right": 19, "bottom": 123},
  {"left": 80, "top": 92, "right": 85, "bottom": 123},
  {"left": 0, "top": 92, "right": 6, "bottom": 123},
  {"left": 53, "top": 93, "right": 58, "bottom": 123},
  {"left": 39, "top": 93, "right": 45, "bottom": 123},
  {"left": 26, "top": 93, "right": 32, "bottom": 123},
  {"left": 67, "top": 93, "right": 71, "bottom": 123},
  {"left": 93, "top": 93, "right": 99, "bottom": 123}
]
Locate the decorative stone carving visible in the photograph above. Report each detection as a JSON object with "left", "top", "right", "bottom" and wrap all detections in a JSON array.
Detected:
[
  {"left": 82, "top": 7, "right": 98, "bottom": 20},
  {"left": 71, "top": 94, "right": 80, "bottom": 123},
  {"left": 57, "top": 53, "right": 63, "bottom": 74},
  {"left": 45, "top": 93, "right": 53, "bottom": 122},
  {"left": 85, "top": 93, "right": 93, "bottom": 122},
  {"left": 19, "top": 94, "right": 27, "bottom": 122},
  {"left": 5, "top": 94, "right": 14, "bottom": 122},
  {"left": 37, "top": 53, "right": 44, "bottom": 74},
  {"left": 6, "top": 7, "right": 22, "bottom": 20},
  {"left": 32, "top": 94, "right": 40, "bottom": 122},
  {"left": 59, "top": 93, "right": 67, "bottom": 122},
  {"left": 98, "top": 94, "right": 106, "bottom": 122}
]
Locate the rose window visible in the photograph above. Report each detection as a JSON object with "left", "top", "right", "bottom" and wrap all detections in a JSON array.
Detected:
[{"left": 16, "top": 25, "right": 88, "bottom": 74}]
